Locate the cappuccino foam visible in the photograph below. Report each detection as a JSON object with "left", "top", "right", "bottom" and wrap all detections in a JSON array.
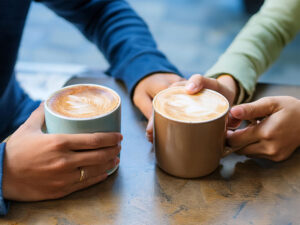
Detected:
[
  {"left": 154, "top": 88, "right": 228, "bottom": 122},
  {"left": 47, "top": 85, "right": 119, "bottom": 118}
]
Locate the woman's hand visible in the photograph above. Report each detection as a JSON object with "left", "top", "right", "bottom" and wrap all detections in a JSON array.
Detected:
[
  {"left": 146, "top": 74, "right": 239, "bottom": 142},
  {"left": 3, "top": 104, "right": 123, "bottom": 201},
  {"left": 227, "top": 96, "right": 300, "bottom": 161},
  {"left": 183, "top": 74, "right": 238, "bottom": 106}
]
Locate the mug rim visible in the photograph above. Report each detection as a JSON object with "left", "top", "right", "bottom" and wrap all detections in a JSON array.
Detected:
[
  {"left": 153, "top": 86, "right": 229, "bottom": 124},
  {"left": 44, "top": 83, "right": 121, "bottom": 121}
]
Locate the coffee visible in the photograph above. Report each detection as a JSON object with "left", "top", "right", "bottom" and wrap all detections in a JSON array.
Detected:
[
  {"left": 47, "top": 85, "right": 120, "bottom": 119},
  {"left": 154, "top": 87, "right": 228, "bottom": 122}
]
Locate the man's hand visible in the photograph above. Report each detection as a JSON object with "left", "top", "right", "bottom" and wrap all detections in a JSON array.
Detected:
[
  {"left": 227, "top": 96, "right": 300, "bottom": 161},
  {"left": 133, "top": 73, "right": 184, "bottom": 119},
  {"left": 3, "top": 104, "right": 122, "bottom": 201}
]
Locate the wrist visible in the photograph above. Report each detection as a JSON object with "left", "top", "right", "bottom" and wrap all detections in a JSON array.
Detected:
[{"left": 217, "top": 74, "right": 239, "bottom": 105}]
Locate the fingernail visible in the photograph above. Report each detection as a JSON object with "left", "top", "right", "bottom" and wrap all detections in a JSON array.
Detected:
[
  {"left": 119, "top": 135, "right": 123, "bottom": 142},
  {"left": 115, "top": 157, "right": 120, "bottom": 166},
  {"left": 186, "top": 83, "right": 196, "bottom": 92},
  {"left": 227, "top": 130, "right": 234, "bottom": 136}
]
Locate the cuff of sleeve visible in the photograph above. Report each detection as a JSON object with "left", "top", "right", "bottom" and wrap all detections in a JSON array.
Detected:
[
  {"left": 205, "top": 54, "right": 258, "bottom": 103},
  {"left": 0, "top": 143, "right": 10, "bottom": 216},
  {"left": 109, "top": 52, "right": 182, "bottom": 96}
]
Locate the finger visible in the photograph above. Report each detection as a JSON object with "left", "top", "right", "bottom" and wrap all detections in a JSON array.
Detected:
[
  {"left": 227, "top": 125, "right": 260, "bottom": 148},
  {"left": 56, "top": 132, "right": 122, "bottom": 150},
  {"left": 146, "top": 116, "right": 154, "bottom": 143},
  {"left": 22, "top": 103, "right": 45, "bottom": 131},
  {"left": 227, "top": 112, "right": 242, "bottom": 129},
  {"left": 235, "top": 142, "right": 280, "bottom": 161},
  {"left": 68, "top": 173, "right": 108, "bottom": 194},
  {"left": 185, "top": 74, "right": 219, "bottom": 94},
  {"left": 235, "top": 142, "right": 262, "bottom": 156},
  {"left": 74, "top": 158, "right": 119, "bottom": 183},
  {"left": 230, "top": 97, "right": 278, "bottom": 120},
  {"left": 71, "top": 145, "right": 121, "bottom": 167}
]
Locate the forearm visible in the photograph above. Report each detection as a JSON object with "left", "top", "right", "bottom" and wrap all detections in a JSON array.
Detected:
[
  {"left": 206, "top": 0, "right": 300, "bottom": 103},
  {"left": 40, "top": 0, "right": 181, "bottom": 93}
]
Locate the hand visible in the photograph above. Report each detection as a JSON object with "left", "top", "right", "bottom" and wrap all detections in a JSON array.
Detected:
[
  {"left": 146, "top": 74, "right": 238, "bottom": 142},
  {"left": 133, "top": 73, "right": 184, "bottom": 119},
  {"left": 227, "top": 96, "right": 300, "bottom": 161},
  {"left": 184, "top": 74, "right": 238, "bottom": 106},
  {"left": 3, "top": 104, "right": 123, "bottom": 201}
]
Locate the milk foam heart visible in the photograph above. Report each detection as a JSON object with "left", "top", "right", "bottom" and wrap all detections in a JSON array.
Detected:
[
  {"left": 154, "top": 87, "right": 228, "bottom": 122},
  {"left": 47, "top": 85, "right": 119, "bottom": 118}
]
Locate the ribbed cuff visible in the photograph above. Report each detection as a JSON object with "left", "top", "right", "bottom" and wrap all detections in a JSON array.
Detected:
[
  {"left": 204, "top": 72, "right": 246, "bottom": 105},
  {"left": 0, "top": 143, "right": 10, "bottom": 216},
  {"left": 205, "top": 54, "right": 257, "bottom": 103}
]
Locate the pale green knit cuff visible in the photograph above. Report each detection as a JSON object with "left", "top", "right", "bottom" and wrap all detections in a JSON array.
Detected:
[{"left": 205, "top": 54, "right": 258, "bottom": 104}]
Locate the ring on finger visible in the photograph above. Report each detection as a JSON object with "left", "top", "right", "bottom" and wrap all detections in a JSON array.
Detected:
[{"left": 79, "top": 167, "right": 86, "bottom": 182}]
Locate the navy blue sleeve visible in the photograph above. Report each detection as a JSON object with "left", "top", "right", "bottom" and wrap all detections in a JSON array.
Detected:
[
  {"left": 38, "top": 0, "right": 182, "bottom": 93},
  {"left": 0, "top": 75, "right": 40, "bottom": 142},
  {"left": 0, "top": 143, "right": 9, "bottom": 216},
  {"left": 0, "top": 75, "right": 40, "bottom": 215}
]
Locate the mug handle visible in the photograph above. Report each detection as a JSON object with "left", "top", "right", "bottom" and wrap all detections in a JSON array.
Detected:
[{"left": 222, "top": 146, "right": 242, "bottom": 158}]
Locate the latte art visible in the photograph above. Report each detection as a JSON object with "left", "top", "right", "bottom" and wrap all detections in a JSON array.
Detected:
[
  {"left": 47, "top": 85, "right": 119, "bottom": 118},
  {"left": 154, "top": 87, "right": 228, "bottom": 122}
]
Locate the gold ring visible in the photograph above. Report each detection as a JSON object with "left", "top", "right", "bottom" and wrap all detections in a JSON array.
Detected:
[{"left": 79, "top": 167, "right": 85, "bottom": 182}]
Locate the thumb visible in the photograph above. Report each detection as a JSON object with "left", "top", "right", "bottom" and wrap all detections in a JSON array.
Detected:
[
  {"left": 146, "top": 116, "right": 154, "bottom": 143},
  {"left": 185, "top": 74, "right": 218, "bottom": 94},
  {"left": 23, "top": 103, "right": 45, "bottom": 131},
  {"left": 230, "top": 97, "right": 277, "bottom": 120}
]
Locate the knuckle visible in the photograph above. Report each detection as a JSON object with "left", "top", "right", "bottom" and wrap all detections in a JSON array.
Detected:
[
  {"left": 88, "top": 134, "right": 102, "bottom": 148},
  {"left": 260, "top": 97, "right": 276, "bottom": 109},
  {"left": 246, "top": 104, "right": 255, "bottom": 117},
  {"left": 261, "top": 130, "right": 273, "bottom": 140},
  {"left": 50, "top": 136, "right": 67, "bottom": 150},
  {"left": 192, "top": 74, "right": 203, "bottom": 83},
  {"left": 96, "top": 151, "right": 108, "bottom": 162},
  {"left": 52, "top": 157, "right": 69, "bottom": 170},
  {"left": 265, "top": 145, "right": 279, "bottom": 156}
]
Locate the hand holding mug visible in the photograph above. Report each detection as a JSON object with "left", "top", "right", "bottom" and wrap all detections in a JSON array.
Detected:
[
  {"left": 227, "top": 96, "right": 300, "bottom": 161},
  {"left": 3, "top": 104, "right": 122, "bottom": 201},
  {"left": 133, "top": 73, "right": 184, "bottom": 119},
  {"left": 146, "top": 74, "right": 238, "bottom": 142}
]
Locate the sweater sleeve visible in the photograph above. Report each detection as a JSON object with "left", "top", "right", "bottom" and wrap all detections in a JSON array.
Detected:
[
  {"left": 205, "top": 0, "right": 300, "bottom": 103},
  {"left": 38, "top": 0, "right": 181, "bottom": 94},
  {"left": 0, "top": 143, "right": 9, "bottom": 216}
]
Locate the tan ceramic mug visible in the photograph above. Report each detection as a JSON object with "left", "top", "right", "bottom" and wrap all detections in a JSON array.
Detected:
[{"left": 153, "top": 86, "right": 237, "bottom": 178}]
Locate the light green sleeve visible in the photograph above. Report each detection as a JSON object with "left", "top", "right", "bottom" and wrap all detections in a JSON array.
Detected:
[{"left": 205, "top": 0, "right": 300, "bottom": 103}]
